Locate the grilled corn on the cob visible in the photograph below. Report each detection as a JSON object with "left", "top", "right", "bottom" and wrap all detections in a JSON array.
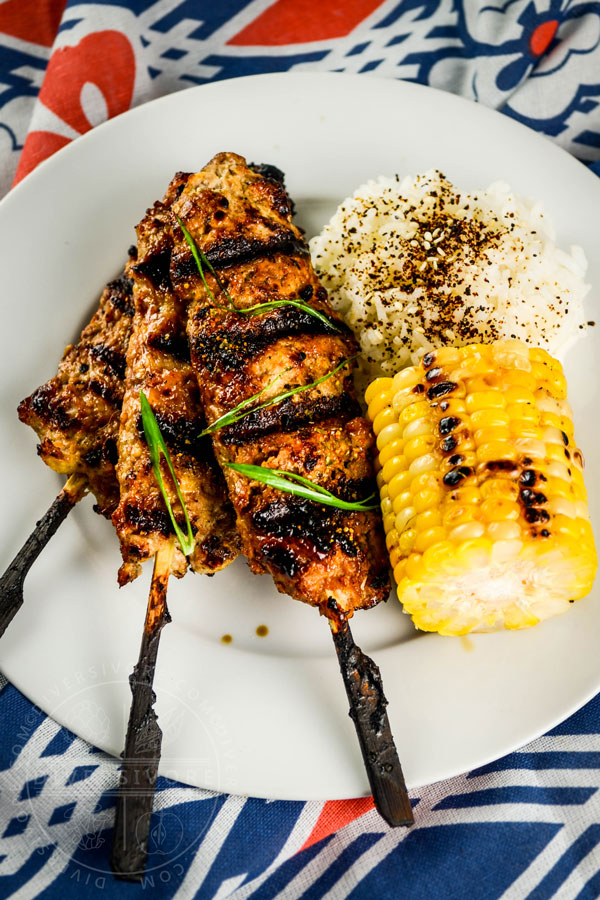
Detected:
[{"left": 366, "top": 339, "right": 597, "bottom": 635}]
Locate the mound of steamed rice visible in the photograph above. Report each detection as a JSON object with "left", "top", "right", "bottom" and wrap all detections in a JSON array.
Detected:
[{"left": 310, "top": 171, "right": 590, "bottom": 388}]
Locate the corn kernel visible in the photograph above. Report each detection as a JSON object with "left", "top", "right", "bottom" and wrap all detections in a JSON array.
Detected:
[
  {"left": 395, "top": 506, "right": 416, "bottom": 532},
  {"left": 480, "top": 497, "right": 520, "bottom": 521},
  {"left": 476, "top": 441, "right": 516, "bottom": 463},
  {"left": 448, "top": 521, "right": 485, "bottom": 542},
  {"left": 372, "top": 406, "right": 397, "bottom": 435},
  {"left": 398, "top": 528, "right": 417, "bottom": 554},
  {"left": 365, "top": 377, "right": 393, "bottom": 408},
  {"left": 404, "top": 434, "right": 437, "bottom": 462},
  {"left": 414, "top": 525, "right": 448, "bottom": 553},
  {"left": 381, "top": 455, "right": 408, "bottom": 484},
  {"left": 466, "top": 391, "right": 506, "bottom": 412}
]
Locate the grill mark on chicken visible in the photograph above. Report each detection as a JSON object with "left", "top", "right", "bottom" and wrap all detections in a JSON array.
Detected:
[
  {"left": 147, "top": 330, "right": 191, "bottom": 363},
  {"left": 134, "top": 411, "right": 212, "bottom": 462},
  {"left": 170, "top": 152, "right": 389, "bottom": 616},
  {"left": 220, "top": 393, "right": 362, "bottom": 445},
  {"left": 18, "top": 266, "right": 135, "bottom": 517},
  {"left": 89, "top": 344, "right": 127, "bottom": 379},
  {"left": 113, "top": 182, "right": 239, "bottom": 585},
  {"left": 189, "top": 302, "right": 346, "bottom": 374}
]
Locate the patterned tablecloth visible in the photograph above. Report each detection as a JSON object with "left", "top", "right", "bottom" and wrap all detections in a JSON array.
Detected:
[{"left": 1, "top": 2, "right": 600, "bottom": 898}]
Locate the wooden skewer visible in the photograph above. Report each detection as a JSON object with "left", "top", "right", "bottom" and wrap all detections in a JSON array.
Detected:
[
  {"left": 110, "top": 536, "right": 175, "bottom": 882},
  {"left": 0, "top": 473, "right": 88, "bottom": 640},
  {"left": 329, "top": 611, "right": 414, "bottom": 828}
]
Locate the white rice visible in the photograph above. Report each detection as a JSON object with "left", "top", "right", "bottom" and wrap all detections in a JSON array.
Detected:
[{"left": 310, "top": 170, "right": 590, "bottom": 388}]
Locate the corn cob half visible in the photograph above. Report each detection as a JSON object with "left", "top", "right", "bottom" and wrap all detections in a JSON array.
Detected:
[{"left": 366, "top": 339, "right": 597, "bottom": 635}]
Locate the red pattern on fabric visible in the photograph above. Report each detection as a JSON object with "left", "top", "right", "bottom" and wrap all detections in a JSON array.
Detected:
[
  {"left": 229, "top": 0, "right": 383, "bottom": 45},
  {"left": 529, "top": 20, "right": 558, "bottom": 56},
  {"left": 39, "top": 31, "right": 136, "bottom": 134},
  {"left": 0, "top": 0, "right": 67, "bottom": 48},
  {"left": 299, "top": 797, "right": 375, "bottom": 852},
  {"left": 13, "top": 131, "right": 71, "bottom": 184}
]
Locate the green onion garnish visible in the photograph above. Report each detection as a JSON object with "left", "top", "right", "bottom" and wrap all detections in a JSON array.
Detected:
[
  {"left": 241, "top": 298, "right": 338, "bottom": 331},
  {"left": 176, "top": 216, "right": 339, "bottom": 330},
  {"left": 225, "top": 462, "right": 378, "bottom": 512},
  {"left": 200, "top": 355, "right": 356, "bottom": 438},
  {"left": 140, "top": 391, "right": 195, "bottom": 556}
]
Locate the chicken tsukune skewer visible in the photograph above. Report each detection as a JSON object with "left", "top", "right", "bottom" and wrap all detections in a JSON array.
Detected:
[
  {"left": 0, "top": 261, "right": 137, "bottom": 637},
  {"left": 110, "top": 180, "right": 239, "bottom": 880},
  {"left": 164, "top": 153, "right": 413, "bottom": 827}
]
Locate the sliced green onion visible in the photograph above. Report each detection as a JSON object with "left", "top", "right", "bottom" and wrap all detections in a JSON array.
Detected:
[
  {"left": 176, "top": 216, "right": 339, "bottom": 330},
  {"left": 140, "top": 391, "right": 195, "bottom": 556},
  {"left": 200, "top": 355, "right": 357, "bottom": 438},
  {"left": 241, "top": 298, "right": 339, "bottom": 332},
  {"left": 225, "top": 462, "right": 378, "bottom": 511}
]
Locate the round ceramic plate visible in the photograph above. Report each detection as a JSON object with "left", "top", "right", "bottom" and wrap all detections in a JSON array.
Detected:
[{"left": 1, "top": 72, "right": 599, "bottom": 801}]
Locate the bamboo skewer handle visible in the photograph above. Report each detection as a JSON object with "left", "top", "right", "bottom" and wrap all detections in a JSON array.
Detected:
[
  {"left": 330, "top": 616, "right": 414, "bottom": 828},
  {"left": 111, "top": 537, "right": 175, "bottom": 882},
  {"left": 0, "top": 473, "right": 88, "bottom": 640}
]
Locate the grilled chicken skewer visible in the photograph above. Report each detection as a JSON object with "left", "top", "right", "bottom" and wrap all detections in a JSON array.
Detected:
[
  {"left": 166, "top": 153, "right": 413, "bottom": 826},
  {"left": 1, "top": 267, "right": 137, "bottom": 638},
  {"left": 111, "top": 181, "right": 239, "bottom": 880}
]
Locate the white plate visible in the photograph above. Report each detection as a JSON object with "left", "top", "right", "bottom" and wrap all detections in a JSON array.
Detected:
[{"left": 1, "top": 72, "right": 599, "bottom": 801}]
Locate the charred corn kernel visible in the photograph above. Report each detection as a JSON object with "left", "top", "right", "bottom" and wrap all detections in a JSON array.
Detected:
[{"left": 366, "top": 338, "right": 597, "bottom": 636}]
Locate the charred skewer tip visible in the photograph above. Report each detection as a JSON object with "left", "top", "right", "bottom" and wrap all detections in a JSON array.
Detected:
[
  {"left": 0, "top": 473, "right": 88, "bottom": 640},
  {"left": 110, "top": 537, "right": 175, "bottom": 881},
  {"left": 329, "top": 604, "right": 414, "bottom": 828}
]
